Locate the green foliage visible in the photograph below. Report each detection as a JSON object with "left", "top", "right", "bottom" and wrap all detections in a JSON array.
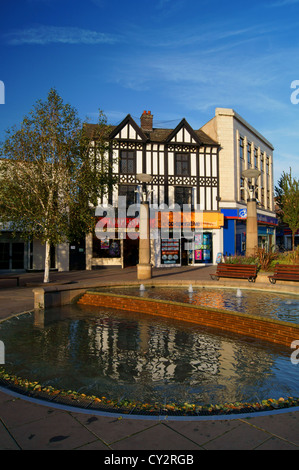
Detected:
[
  {"left": 224, "top": 254, "right": 257, "bottom": 265},
  {"left": 275, "top": 168, "right": 299, "bottom": 250},
  {"left": 274, "top": 247, "right": 299, "bottom": 265},
  {"left": 224, "top": 247, "right": 299, "bottom": 271},
  {"left": 0, "top": 89, "right": 116, "bottom": 280}
]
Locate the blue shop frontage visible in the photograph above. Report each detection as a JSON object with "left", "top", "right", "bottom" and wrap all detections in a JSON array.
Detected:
[{"left": 221, "top": 208, "right": 278, "bottom": 257}]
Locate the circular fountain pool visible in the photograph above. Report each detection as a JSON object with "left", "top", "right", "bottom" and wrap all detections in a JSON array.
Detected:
[{"left": 0, "top": 285, "right": 299, "bottom": 417}]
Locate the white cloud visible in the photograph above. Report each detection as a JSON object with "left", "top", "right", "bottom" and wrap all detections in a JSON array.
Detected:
[{"left": 4, "top": 25, "right": 119, "bottom": 45}]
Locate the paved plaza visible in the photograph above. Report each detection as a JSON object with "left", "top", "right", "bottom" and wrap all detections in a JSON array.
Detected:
[{"left": 0, "top": 266, "right": 299, "bottom": 450}]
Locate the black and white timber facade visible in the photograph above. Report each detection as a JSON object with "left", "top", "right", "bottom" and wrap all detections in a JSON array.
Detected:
[{"left": 86, "top": 111, "right": 224, "bottom": 269}]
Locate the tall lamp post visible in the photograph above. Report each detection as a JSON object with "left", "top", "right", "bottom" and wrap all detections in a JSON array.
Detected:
[
  {"left": 242, "top": 168, "right": 261, "bottom": 257},
  {"left": 136, "top": 173, "right": 153, "bottom": 280}
]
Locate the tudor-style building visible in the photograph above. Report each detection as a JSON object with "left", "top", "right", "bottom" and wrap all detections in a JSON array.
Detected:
[{"left": 86, "top": 111, "right": 224, "bottom": 270}]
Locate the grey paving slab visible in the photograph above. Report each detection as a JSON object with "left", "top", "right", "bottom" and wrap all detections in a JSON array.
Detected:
[
  {"left": 240, "top": 412, "right": 299, "bottom": 447},
  {"left": 164, "top": 419, "right": 242, "bottom": 446},
  {"left": 0, "top": 393, "right": 57, "bottom": 427},
  {"left": 0, "top": 420, "right": 20, "bottom": 450},
  {"left": 201, "top": 420, "right": 274, "bottom": 450},
  {"left": 110, "top": 422, "right": 203, "bottom": 450},
  {"left": 6, "top": 410, "right": 99, "bottom": 450},
  {"left": 72, "top": 412, "right": 159, "bottom": 445},
  {"left": 255, "top": 436, "right": 299, "bottom": 450}
]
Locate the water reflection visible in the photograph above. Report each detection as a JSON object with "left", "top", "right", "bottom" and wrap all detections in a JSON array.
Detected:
[
  {"left": 0, "top": 304, "right": 297, "bottom": 406},
  {"left": 99, "top": 287, "right": 299, "bottom": 324}
]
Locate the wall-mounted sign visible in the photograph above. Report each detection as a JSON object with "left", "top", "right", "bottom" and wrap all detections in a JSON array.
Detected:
[{"left": 161, "top": 239, "right": 180, "bottom": 265}]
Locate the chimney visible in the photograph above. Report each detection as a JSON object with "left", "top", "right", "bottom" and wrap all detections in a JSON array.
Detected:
[{"left": 140, "top": 110, "right": 153, "bottom": 131}]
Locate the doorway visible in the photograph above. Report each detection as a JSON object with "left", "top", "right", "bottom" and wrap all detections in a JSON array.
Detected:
[
  {"left": 0, "top": 241, "right": 25, "bottom": 271},
  {"left": 123, "top": 239, "right": 139, "bottom": 267},
  {"left": 69, "top": 239, "right": 86, "bottom": 270}
]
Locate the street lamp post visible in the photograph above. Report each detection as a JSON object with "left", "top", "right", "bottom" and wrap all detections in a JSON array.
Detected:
[
  {"left": 136, "top": 173, "right": 153, "bottom": 280},
  {"left": 242, "top": 168, "right": 261, "bottom": 257}
]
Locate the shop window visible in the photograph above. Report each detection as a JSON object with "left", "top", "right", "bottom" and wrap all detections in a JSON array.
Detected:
[{"left": 93, "top": 237, "right": 121, "bottom": 258}]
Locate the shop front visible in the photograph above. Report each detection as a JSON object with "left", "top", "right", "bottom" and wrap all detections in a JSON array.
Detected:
[
  {"left": 221, "top": 208, "right": 278, "bottom": 256},
  {"left": 88, "top": 211, "right": 224, "bottom": 269},
  {"left": 156, "top": 211, "right": 224, "bottom": 267}
]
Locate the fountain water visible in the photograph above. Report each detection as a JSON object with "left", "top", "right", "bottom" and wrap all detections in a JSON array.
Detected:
[
  {"left": 188, "top": 284, "right": 194, "bottom": 293},
  {"left": 140, "top": 284, "right": 145, "bottom": 291},
  {"left": 236, "top": 288, "right": 242, "bottom": 298}
]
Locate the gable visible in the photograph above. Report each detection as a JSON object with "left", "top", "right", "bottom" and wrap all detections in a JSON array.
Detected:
[
  {"left": 110, "top": 114, "right": 147, "bottom": 142},
  {"left": 165, "top": 119, "right": 202, "bottom": 145}
]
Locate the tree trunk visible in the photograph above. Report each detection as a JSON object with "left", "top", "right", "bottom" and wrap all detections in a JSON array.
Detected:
[{"left": 44, "top": 240, "right": 50, "bottom": 283}]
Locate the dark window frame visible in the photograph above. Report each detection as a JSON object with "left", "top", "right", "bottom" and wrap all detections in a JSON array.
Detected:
[
  {"left": 174, "top": 153, "right": 190, "bottom": 176},
  {"left": 174, "top": 186, "right": 193, "bottom": 208},
  {"left": 118, "top": 184, "right": 136, "bottom": 208},
  {"left": 120, "top": 150, "right": 136, "bottom": 174}
]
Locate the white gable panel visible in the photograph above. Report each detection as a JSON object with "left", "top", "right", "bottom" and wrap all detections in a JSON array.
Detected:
[
  {"left": 120, "top": 125, "right": 128, "bottom": 139},
  {"left": 184, "top": 129, "right": 191, "bottom": 143},
  {"left": 129, "top": 124, "right": 136, "bottom": 140}
]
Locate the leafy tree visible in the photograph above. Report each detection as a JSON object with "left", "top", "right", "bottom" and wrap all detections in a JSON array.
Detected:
[
  {"left": 275, "top": 168, "right": 299, "bottom": 250},
  {"left": 0, "top": 89, "right": 116, "bottom": 282}
]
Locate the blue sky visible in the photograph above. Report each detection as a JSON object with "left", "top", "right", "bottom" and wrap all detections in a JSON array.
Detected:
[{"left": 0, "top": 0, "right": 299, "bottom": 186}]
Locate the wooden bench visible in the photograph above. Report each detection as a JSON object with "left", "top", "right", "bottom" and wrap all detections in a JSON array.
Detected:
[
  {"left": 210, "top": 263, "right": 258, "bottom": 283},
  {"left": 0, "top": 276, "right": 20, "bottom": 286},
  {"left": 268, "top": 264, "right": 299, "bottom": 284}
]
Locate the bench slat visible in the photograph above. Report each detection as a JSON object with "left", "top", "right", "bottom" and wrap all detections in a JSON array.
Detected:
[
  {"left": 210, "top": 264, "right": 257, "bottom": 282},
  {"left": 268, "top": 264, "right": 299, "bottom": 283}
]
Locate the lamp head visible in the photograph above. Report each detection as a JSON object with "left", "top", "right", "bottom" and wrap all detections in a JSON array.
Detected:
[{"left": 136, "top": 173, "right": 153, "bottom": 184}]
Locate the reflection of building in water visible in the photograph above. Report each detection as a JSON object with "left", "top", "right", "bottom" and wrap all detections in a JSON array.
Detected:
[{"left": 82, "top": 311, "right": 276, "bottom": 403}]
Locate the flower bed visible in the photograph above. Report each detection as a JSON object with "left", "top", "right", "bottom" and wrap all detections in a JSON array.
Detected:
[{"left": 1, "top": 368, "right": 298, "bottom": 417}]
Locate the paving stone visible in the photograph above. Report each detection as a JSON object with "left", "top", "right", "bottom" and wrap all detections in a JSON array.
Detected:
[
  {"left": 202, "top": 421, "right": 274, "bottom": 450},
  {"left": 0, "top": 420, "right": 20, "bottom": 450},
  {"left": 72, "top": 412, "right": 159, "bottom": 445},
  {"left": 6, "top": 411, "right": 97, "bottom": 450},
  {"left": 165, "top": 418, "right": 242, "bottom": 446},
  {"left": 110, "top": 422, "right": 203, "bottom": 450}
]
